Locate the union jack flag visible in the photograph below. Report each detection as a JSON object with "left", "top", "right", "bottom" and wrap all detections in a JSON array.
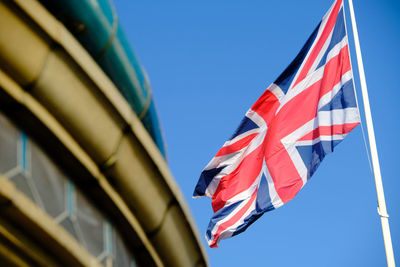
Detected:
[{"left": 193, "top": 0, "right": 360, "bottom": 248}]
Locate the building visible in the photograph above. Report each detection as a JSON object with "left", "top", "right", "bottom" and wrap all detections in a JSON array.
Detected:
[{"left": 0, "top": 0, "right": 207, "bottom": 266}]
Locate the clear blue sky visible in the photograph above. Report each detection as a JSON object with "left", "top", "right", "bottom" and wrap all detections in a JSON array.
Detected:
[{"left": 114, "top": 1, "right": 399, "bottom": 266}]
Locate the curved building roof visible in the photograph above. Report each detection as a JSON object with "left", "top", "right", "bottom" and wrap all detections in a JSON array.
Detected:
[{"left": 38, "top": 0, "right": 167, "bottom": 158}]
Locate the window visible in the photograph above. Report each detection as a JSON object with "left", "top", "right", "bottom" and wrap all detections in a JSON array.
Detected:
[{"left": 0, "top": 112, "right": 137, "bottom": 267}]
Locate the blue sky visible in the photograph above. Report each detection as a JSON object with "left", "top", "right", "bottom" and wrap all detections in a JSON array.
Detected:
[{"left": 114, "top": 1, "right": 399, "bottom": 266}]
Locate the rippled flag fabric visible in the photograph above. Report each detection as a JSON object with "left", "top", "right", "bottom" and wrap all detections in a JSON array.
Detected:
[{"left": 193, "top": 0, "right": 360, "bottom": 248}]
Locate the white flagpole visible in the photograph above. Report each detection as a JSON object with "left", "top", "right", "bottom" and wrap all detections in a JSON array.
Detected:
[{"left": 347, "top": 0, "right": 395, "bottom": 266}]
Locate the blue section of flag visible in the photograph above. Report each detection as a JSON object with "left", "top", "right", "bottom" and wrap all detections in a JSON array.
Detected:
[
  {"left": 206, "top": 200, "right": 244, "bottom": 240},
  {"left": 296, "top": 139, "right": 343, "bottom": 179},
  {"left": 255, "top": 174, "right": 274, "bottom": 212},
  {"left": 194, "top": 166, "right": 226, "bottom": 196},
  {"left": 232, "top": 175, "right": 275, "bottom": 237},
  {"left": 274, "top": 22, "right": 321, "bottom": 94},
  {"left": 231, "top": 116, "right": 259, "bottom": 139},
  {"left": 316, "top": 9, "right": 346, "bottom": 70},
  {"left": 319, "top": 80, "right": 357, "bottom": 111}
]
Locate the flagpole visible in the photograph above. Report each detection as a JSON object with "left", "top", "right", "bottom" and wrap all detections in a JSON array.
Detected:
[{"left": 346, "top": 1, "right": 395, "bottom": 266}]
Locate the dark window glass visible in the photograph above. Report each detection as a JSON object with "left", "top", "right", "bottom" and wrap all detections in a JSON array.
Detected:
[
  {"left": 10, "top": 173, "right": 35, "bottom": 202},
  {"left": 115, "top": 230, "right": 132, "bottom": 267},
  {"left": 60, "top": 217, "right": 80, "bottom": 242},
  {"left": 30, "top": 141, "right": 66, "bottom": 218},
  {"left": 0, "top": 114, "right": 18, "bottom": 174},
  {"left": 0, "top": 111, "right": 139, "bottom": 266},
  {"left": 76, "top": 189, "right": 105, "bottom": 257}
]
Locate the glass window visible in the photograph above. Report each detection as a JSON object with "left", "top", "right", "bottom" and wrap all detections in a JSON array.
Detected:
[
  {"left": 60, "top": 217, "right": 81, "bottom": 241},
  {"left": 76, "top": 188, "right": 105, "bottom": 257},
  {"left": 0, "top": 111, "right": 139, "bottom": 266},
  {"left": 0, "top": 114, "right": 19, "bottom": 174},
  {"left": 30, "top": 141, "right": 66, "bottom": 218},
  {"left": 9, "top": 172, "right": 36, "bottom": 202},
  {"left": 115, "top": 230, "right": 134, "bottom": 267}
]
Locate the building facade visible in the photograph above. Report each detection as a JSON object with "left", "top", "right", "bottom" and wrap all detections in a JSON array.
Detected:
[{"left": 0, "top": 0, "right": 207, "bottom": 266}]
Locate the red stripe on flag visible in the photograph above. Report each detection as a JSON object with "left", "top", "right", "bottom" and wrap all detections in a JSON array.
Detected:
[
  {"left": 299, "top": 123, "right": 359, "bottom": 141},
  {"left": 212, "top": 145, "right": 264, "bottom": 212},
  {"left": 251, "top": 89, "right": 280, "bottom": 124},
  {"left": 266, "top": 148, "right": 303, "bottom": 203},
  {"left": 210, "top": 187, "right": 258, "bottom": 248},
  {"left": 293, "top": 0, "right": 342, "bottom": 88},
  {"left": 318, "top": 46, "right": 351, "bottom": 99},
  {"left": 216, "top": 133, "right": 259, "bottom": 157}
]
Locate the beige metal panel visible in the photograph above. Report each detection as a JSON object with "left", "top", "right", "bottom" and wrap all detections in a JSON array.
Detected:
[
  {"left": 128, "top": 105, "right": 208, "bottom": 265},
  {"left": 104, "top": 132, "right": 172, "bottom": 232},
  {"left": 0, "top": 219, "right": 58, "bottom": 267},
  {"left": 32, "top": 48, "right": 125, "bottom": 165},
  {"left": 0, "top": 2, "right": 50, "bottom": 86},
  {"left": 150, "top": 205, "right": 205, "bottom": 267},
  {"left": 15, "top": 0, "right": 133, "bottom": 124},
  {"left": 0, "top": 242, "right": 30, "bottom": 267}
]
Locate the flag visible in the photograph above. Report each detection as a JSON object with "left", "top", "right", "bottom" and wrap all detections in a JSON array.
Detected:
[{"left": 193, "top": 0, "right": 360, "bottom": 248}]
